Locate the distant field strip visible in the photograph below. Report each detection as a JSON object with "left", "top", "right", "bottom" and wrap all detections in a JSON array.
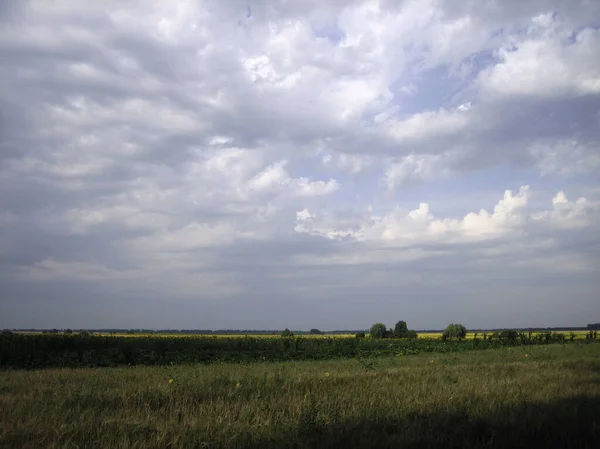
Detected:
[{"left": 18, "top": 330, "right": 590, "bottom": 340}]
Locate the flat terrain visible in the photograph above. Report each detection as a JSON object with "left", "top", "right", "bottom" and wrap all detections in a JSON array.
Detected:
[
  {"left": 16, "top": 330, "right": 591, "bottom": 340},
  {"left": 1, "top": 344, "right": 599, "bottom": 448}
]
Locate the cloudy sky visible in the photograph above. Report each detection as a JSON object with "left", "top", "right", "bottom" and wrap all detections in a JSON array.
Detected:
[{"left": 1, "top": 0, "right": 599, "bottom": 330}]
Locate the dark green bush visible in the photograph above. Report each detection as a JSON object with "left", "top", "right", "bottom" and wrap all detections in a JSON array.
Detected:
[
  {"left": 281, "top": 329, "right": 294, "bottom": 338},
  {"left": 499, "top": 330, "right": 518, "bottom": 344},
  {"left": 405, "top": 330, "right": 418, "bottom": 339},
  {"left": 369, "top": 323, "right": 387, "bottom": 339},
  {"left": 443, "top": 324, "right": 467, "bottom": 340}
]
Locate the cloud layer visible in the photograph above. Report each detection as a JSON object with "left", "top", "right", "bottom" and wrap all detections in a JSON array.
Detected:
[{"left": 1, "top": 0, "right": 599, "bottom": 329}]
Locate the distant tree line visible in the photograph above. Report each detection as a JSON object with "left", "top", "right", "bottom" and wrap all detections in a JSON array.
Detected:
[{"left": 4, "top": 323, "right": 599, "bottom": 335}]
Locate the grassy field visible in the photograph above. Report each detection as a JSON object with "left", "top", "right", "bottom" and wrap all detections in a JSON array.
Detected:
[{"left": 1, "top": 343, "right": 598, "bottom": 448}]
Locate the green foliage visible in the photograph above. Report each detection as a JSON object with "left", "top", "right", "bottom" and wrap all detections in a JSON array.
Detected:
[
  {"left": 393, "top": 321, "right": 408, "bottom": 337},
  {"left": 443, "top": 323, "right": 467, "bottom": 340},
  {"left": 499, "top": 329, "right": 518, "bottom": 343},
  {"left": 405, "top": 330, "right": 418, "bottom": 339},
  {"left": 309, "top": 329, "right": 322, "bottom": 335},
  {"left": 569, "top": 332, "right": 576, "bottom": 342},
  {"left": 357, "top": 357, "right": 377, "bottom": 371},
  {"left": 355, "top": 332, "right": 365, "bottom": 339},
  {"left": 393, "top": 320, "right": 418, "bottom": 339},
  {"left": 281, "top": 329, "right": 294, "bottom": 338},
  {"left": 369, "top": 323, "right": 387, "bottom": 339},
  {"left": 0, "top": 331, "right": 595, "bottom": 369}
]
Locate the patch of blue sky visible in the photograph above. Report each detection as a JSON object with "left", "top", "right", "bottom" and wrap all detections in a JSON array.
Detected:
[
  {"left": 387, "top": 50, "right": 497, "bottom": 116},
  {"left": 312, "top": 22, "right": 345, "bottom": 45}
]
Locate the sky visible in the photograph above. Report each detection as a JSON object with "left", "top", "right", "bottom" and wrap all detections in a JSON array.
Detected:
[{"left": 1, "top": 0, "right": 599, "bottom": 331}]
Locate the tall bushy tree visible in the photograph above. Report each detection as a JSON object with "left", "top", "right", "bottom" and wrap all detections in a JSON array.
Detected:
[
  {"left": 393, "top": 320, "right": 418, "bottom": 339},
  {"left": 443, "top": 323, "right": 467, "bottom": 340},
  {"left": 370, "top": 323, "right": 387, "bottom": 339},
  {"left": 394, "top": 321, "right": 408, "bottom": 337}
]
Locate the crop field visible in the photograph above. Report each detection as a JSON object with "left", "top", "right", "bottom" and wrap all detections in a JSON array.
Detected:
[
  {"left": 1, "top": 343, "right": 599, "bottom": 448},
  {"left": 2, "top": 330, "right": 592, "bottom": 369},
  {"left": 417, "top": 330, "right": 590, "bottom": 340},
  {"left": 18, "top": 330, "right": 591, "bottom": 340}
]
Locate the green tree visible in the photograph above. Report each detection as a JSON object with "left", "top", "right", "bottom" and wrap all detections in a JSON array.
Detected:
[
  {"left": 443, "top": 323, "right": 467, "bottom": 340},
  {"left": 370, "top": 323, "right": 387, "bottom": 339},
  {"left": 355, "top": 332, "right": 366, "bottom": 339},
  {"left": 309, "top": 328, "right": 322, "bottom": 335},
  {"left": 393, "top": 320, "right": 408, "bottom": 338}
]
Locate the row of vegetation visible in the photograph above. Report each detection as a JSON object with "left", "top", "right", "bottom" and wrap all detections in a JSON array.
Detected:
[
  {"left": 366, "top": 321, "right": 599, "bottom": 342},
  {"left": 1, "top": 326, "right": 597, "bottom": 369},
  {"left": 364, "top": 321, "right": 468, "bottom": 340}
]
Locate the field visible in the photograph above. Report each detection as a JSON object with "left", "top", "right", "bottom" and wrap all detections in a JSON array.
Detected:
[
  {"left": 1, "top": 331, "right": 590, "bottom": 369},
  {"left": 1, "top": 344, "right": 599, "bottom": 448},
  {"left": 20, "top": 330, "right": 591, "bottom": 340}
]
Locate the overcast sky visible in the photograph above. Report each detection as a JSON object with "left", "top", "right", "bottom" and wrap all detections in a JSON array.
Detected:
[{"left": 1, "top": 0, "right": 599, "bottom": 330}]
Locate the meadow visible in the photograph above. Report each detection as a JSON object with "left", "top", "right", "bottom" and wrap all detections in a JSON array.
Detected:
[{"left": 0, "top": 344, "right": 598, "bottom": 448}]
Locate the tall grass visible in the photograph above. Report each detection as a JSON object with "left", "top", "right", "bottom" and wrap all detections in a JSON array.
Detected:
[{"left": 0, "top": 344, "right": 598, "bottom": 448}]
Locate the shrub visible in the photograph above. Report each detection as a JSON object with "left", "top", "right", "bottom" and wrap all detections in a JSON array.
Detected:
[
  {"left": 281, "top": 328, "right": 294, "bottom": 338},
  {"left": 499, "top": 329, "right": 518, "bottom": 344},
  {"left": 443, "top": 324, "right": 467, "bottom": 340},
  {"left": 370, "top": 323, "right": 387, "bottom": 339},
  {"left": 309, "top": 329, "right": 322, "bottom": 335},
  {"left": 405, "top": 330, "right": 418, "bottom": 339},
  {"left": 355, "top": 332, "right": 366, "bottom": 339}
]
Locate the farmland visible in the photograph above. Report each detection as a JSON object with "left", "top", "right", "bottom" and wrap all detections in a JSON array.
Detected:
[
  {"left": 1, "top": 330, "right": 598, "bottom": 448},
  {"left": 1, "top": 330, "right": 592, "bottom": 369},
  {"left": 16, "top": 330, "right": 592, "bottom": 340},
  {"left": 1, "top": 344, "right": 599, "bottom": 448}
]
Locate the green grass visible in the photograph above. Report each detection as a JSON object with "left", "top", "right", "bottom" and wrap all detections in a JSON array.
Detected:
[{"left": 1, "top": 344, "right": 599, "bottom": 448}]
